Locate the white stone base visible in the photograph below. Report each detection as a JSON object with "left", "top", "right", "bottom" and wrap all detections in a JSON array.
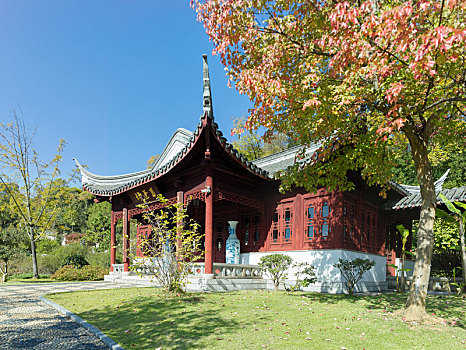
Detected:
[
  {"left": 186, "top": 276, "right": 268, "bottom": 292},
  {"left": 104, "top": 273, "right": 159, "bottom": 287},
  {"left": 240, "top": 249, "right": 387, "bottom": 294}
]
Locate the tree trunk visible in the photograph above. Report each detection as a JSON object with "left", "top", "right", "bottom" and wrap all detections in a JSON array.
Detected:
[
  {"left": 1, "top": 260, "right": 7, "bottom": 283},
  {"left": 459, "top": 220, "right": 466, "bottom": 293},
  {"left": 403, "top": 131, "right": 436, "bottom": 320},
  {"left": 28, "top": 226, "right": 40, "bottom": 279}
]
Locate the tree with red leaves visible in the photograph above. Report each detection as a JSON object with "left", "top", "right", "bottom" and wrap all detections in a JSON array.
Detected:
[{"left": 193, "top": 0, "right": 466, "bottom": 320}]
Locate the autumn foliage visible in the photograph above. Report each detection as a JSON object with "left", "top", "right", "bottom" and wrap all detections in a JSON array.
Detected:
[{"left": 193, "top": 0, "right": 466, "bottom": 319}]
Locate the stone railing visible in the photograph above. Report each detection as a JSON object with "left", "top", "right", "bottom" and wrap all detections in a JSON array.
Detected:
[
  {"left": 190, "top": 263, "right": 263, "bottom": 279},
  {"left": 112, "top": 264, "right": 124, "bottom": 273},
  {"left": 134, "top": 265, "right": 158, "bottom": 275},
  {"left": 387, "top": 275, "right": 464, "bottom": 294}
]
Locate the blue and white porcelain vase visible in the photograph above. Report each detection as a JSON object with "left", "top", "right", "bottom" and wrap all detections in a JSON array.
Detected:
[{"left": 226, "top": 220, "right": 240, "bottom": 264}]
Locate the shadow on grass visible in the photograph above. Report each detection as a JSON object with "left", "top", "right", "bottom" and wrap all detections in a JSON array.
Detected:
[
  {"left": 294, "top": 291, "right": 465, "bottom": 329},
  {"left": 77, "top": 293, "right": 241, "bottom": 350}
]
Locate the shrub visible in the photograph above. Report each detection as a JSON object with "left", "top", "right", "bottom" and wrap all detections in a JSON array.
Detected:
[
  {"left": 334, "top": 258, "right": 375, "bottom": 295},
  {"left": 38, "top": 254, "right": 62, "bottom": 275},
  {"left": 51, "top": 265, "right": 108, "bottom": 281},
  {"left": 63, "top": 254, "right": 89, "bottom": 269},
  {"left": 9, "top": 254, "right": 32, "bottom": 275},
  {"left": 289, "top": 262, "right": 317, "bottom": 291},
  {"left": 51, "top": 265, "right": 82, "bottom": 281},
  {"left": 259, "top": 254, "right": 293, "bottom": 290},
  {"left": 79, "top": 265, "right": 108, "bottom": 281}
]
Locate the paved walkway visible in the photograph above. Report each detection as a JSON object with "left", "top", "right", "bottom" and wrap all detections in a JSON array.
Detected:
[{"left": 0, "top": 281, "right": 134, "bottom": 350}]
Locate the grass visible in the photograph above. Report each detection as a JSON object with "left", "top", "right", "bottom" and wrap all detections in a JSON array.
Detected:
[
  {"left": 2, "top": 273, "right": 58, "bottom": 284},
  {"left": 46, "top": 289, "right": 465, "bottom": 350}
]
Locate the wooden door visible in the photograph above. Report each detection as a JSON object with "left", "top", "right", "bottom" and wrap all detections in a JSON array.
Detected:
[{"left": 213, "top": 218, "right": 228, "bottom": 263}]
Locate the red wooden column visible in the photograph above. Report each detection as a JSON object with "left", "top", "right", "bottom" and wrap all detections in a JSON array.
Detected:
[
  {"left": 204, "top": 173, "right": 214, "bottom": 275},
  {"left": 110, "top": 211, "right": 116, "bottom": 271},
  {"left": 122, "top": 207, "right": 130, "bottom": 272},
  {"left": 333, "top": 192, "right": 344, "bottom": 249}
]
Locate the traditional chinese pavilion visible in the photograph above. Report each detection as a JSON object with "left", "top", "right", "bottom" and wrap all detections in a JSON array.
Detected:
[{"left": 75, "top": 56, "right": 466, "bottom": 292}]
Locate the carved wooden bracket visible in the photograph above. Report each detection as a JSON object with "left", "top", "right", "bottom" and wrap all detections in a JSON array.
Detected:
[
  {"left": 214, "top": 189, "right": 264, "bottom": 213},
  {"left": 185, "top": 190, "right": 206, "bottom": 206},
  {"left": 127, "top": 197, "right": 177, "bottom": 218}
]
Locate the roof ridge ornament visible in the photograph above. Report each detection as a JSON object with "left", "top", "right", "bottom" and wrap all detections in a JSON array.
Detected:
[{"left": 202, "top": 54, "right": 213, "bottom": 118}]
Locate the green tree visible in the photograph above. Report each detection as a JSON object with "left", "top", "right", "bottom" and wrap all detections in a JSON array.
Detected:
[
  {"left": 231, "top": 116, "right": 296, "bottom": 160},
  {"left": 392, "top": 149, "right": 466, "bottom": 188},
  {"left": 55, "top": 187, "right": 94, "bottom": 238},
  {"left": 130, "top": 194, "right": 203, "bottom": 293},
  {"left": 0, "top": 226, "right": 24, "bottom": 282},
  {"left": 0, "top": 112, "right": 65, "bottom": 278},
  {"left": 194, "top": 0, "right": 466, "bottom": 320},
  {"left": 85, "top": 201, "right": 112, "bottom": 251}
]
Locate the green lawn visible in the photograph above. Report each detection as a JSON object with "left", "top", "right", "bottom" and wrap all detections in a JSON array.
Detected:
[
  {"left": 47, "top": 289, "right": 465, "bottom": 350},
  {"left": 2, "top": 273, "right": 58, "bottom": 284}
]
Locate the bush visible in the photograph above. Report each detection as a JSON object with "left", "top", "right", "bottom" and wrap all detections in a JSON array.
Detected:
[
  {"left": 51, "top": 265, "right": 82, "bottom": 281},
  {"left": 37, "top": 254, "right": 62, "bottom": 275},
  {"left": 51, "top": 264, "right": 108, "bottom": 281},
  {"left": 334, "top": 258, "right": 375, "bottom": 295},
  {"left": 289, "top": 262, "right": 317, "bottom": 291},
  {"left": 79, "top": 265, "right": 108, "bottom": 281},
  {"left": 63, "top": 254, "right": 89, "bottom": 268},
  {"left": 259, "top": 254, "right": 293, "bottom": 290},
  {"left": 9, "top": 254, "right": 32, "bottom": 275},
  {"left": 9, "top": 244, "right": 112, "bottom": 276}
]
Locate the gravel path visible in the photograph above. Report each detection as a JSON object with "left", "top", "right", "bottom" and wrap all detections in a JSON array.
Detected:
[{"left": 0, "top": 281, "right": 134, "bottom": 350}]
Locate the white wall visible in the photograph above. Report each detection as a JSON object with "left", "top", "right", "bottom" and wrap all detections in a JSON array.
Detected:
[
  {"left": 394, "top": 258, "right": 415, "bottom": 277},
  {"left": 240, "top": 249, "right": 387, "bottom": 293}
]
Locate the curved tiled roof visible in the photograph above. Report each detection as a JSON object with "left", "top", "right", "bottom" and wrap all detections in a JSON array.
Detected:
[
  {"left": 384, "top": 186, "right": 466, "bottom": 210},
  {"left": 75, "top": 113, "right": 272, "bottom": 196},
  {"left": 399, "top": 169, "right": 451, "bottom": 195},
  {"left": 252, "top": 143, "right": 320, "bottom": 176}
]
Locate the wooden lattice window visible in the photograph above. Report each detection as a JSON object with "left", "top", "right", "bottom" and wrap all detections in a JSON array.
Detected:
[
  {"left": 322, "top": 201, "right": 330, "bottom": 239},
  {"left": 305, "top": 203, "right": 316, "bottom": 241},
  {"left": 270, "top": 203, "right": 293, "bottom": 244},
  {"left": 304, "top": 197, "right": 332, "bottom": 242},
  {"left": 272, "top": 210, "right": 279, "bottom": 243},
  {"left": 284, "top": 208, "right": 293, "bottom": 242}
]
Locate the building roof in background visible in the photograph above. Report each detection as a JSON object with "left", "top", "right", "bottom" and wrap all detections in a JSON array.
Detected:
[{"left": 384, "top": 182, "right": 466, "bottom": 210}]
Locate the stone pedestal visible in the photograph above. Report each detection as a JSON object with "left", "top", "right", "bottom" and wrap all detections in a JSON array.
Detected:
[{"left": 226, "top": 220, "right": 240, "bottom": 264}]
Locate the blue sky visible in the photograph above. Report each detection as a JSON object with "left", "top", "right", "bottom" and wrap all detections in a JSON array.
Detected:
[{"left": 0, "top": 1, "right": 252, "bottom": 183}]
